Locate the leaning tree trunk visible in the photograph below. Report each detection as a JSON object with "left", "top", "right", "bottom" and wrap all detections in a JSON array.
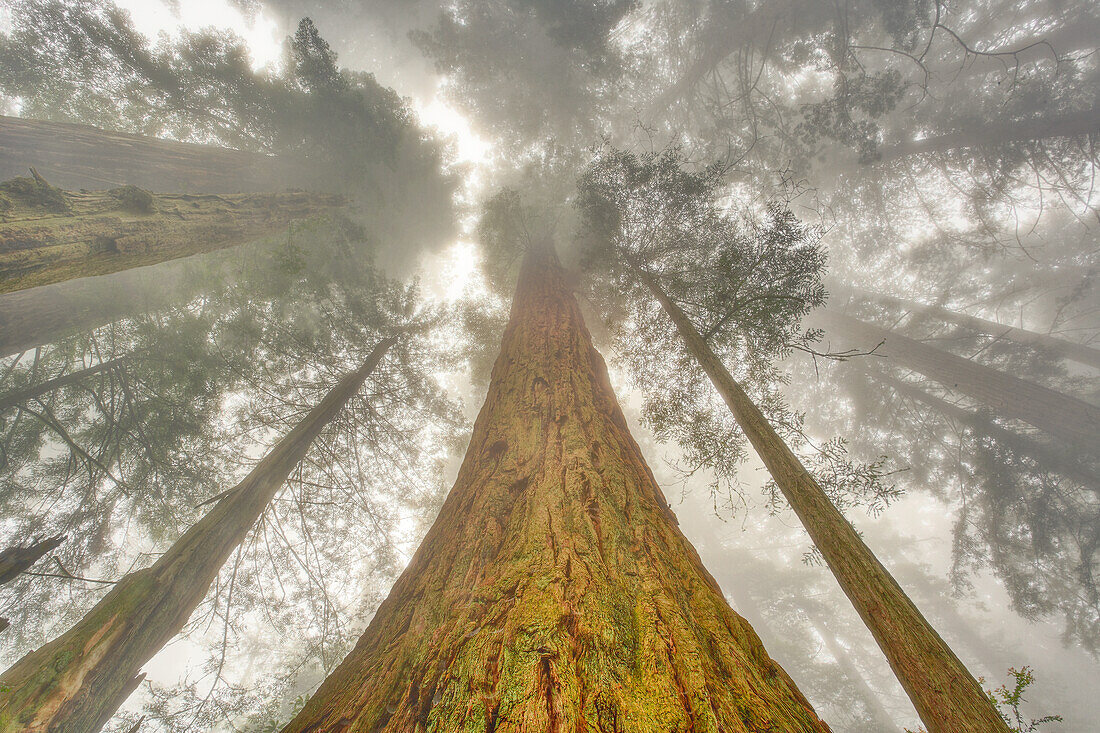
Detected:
[
  {"left": 0, "top": 338, "right": 395, "bottom": 733},
  {"left": 875, "top": 106, "right": 1100, "bottom": 162},
  {"left": 0, "top": 258, "right": 204, "bottom": 358},
  {"left": 0, "top": 116, "right": 293, "bottom": 194},
  {"left": 282, "top": 245, "right": 831, "bottom": 733},
  {"left": 812, "top": 308, "right": 1100, "bottom": 453},
  {"left": 866, "top": 368, "right": 1100, "bottom": 491},
  {"left": 0, "top": 536, "right": 65, "bottom": 586},
  {"left": 639, "top": 271, "right": 1009, "bottom": 733},
  {"left": 829, "top": 282, "right": 1100, "bottom": 370},
  {"left": 0, "top": 173, "right": 343, "bottom": 294}
]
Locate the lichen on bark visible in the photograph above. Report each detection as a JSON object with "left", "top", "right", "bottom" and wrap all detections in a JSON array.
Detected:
[{"left": 282, "top": 245, "right": 831, "bottom": 733}]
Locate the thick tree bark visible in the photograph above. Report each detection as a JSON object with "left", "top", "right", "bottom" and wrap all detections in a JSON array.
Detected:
[
  {"left": 0, "top": 338, "right": 395, "bottom": 733},
  {"left": 0, "top": 536, "right": 65, "bottom": 585},
  {"left": 867, "top": 368, "right": 1100, "bottom": 490},
  {"left": 830, "top": 281, "right": 1100, "bottom": 369},
  {"left": 0, "top": 116, "right": 292, "bottom": 194},
  {"left": 282, "top": 245, "right": 830, "bottom": 733},
  {"left": 0, "top": 359, "right": 123, "bottom": 413},
  {"left": 639, "top": 272, "right": 1008, "bottom": 733},
  {"left": 0, "top": 176, "right": 343, "bottom": 294},
  {"left": 875, "top": 107, "right": 1100, "bottom": 162},
  {"left": 812, "top": 308, "right": 1100, "bottom": 452}
]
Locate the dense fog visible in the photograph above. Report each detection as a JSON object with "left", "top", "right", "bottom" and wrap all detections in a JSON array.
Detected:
[{"left": 0, "top": 0, "right": 1097, "bottom": 731}]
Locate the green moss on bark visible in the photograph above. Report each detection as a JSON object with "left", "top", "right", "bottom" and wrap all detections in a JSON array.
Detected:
[{"left": 282, "top": 246, "right": 832, "bottom": 733}]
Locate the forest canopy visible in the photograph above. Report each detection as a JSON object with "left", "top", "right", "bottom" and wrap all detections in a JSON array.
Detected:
[{"left": 0, "top": 0, "right": 1096, "bottom": 732}]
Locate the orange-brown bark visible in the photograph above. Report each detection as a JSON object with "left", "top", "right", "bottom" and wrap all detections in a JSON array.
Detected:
[
  {"left": 282, "top": 245, "right": 831, "bottom": 733},
  {"left": 641, "top": 274, "right": 1010, "bottom": 733}
]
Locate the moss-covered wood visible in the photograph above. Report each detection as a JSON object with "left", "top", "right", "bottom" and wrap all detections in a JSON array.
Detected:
[
  {"left": 0, "top": 339, "right": 395, "bottom": 733},
  {"left": 0, "top": 172, "right": 342, "bottom": 294},
  {"left": 640, "top": 273, "right": 1010, "bottom": 733},
  {"left": 282, "top": 245, "right": 830, "bottom": 733}
]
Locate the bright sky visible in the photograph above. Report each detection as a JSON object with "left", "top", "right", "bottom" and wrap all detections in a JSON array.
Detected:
[
  {"left": 115, "top": 0, "right": 284, "bottom": 69},
  {"left": 113, "top": 0, "right": 492, "bottom": 312}
]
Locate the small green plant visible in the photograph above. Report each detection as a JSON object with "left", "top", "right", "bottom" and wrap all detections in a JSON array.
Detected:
[
  {"left": 989, "top": 666, "right": 1062, "bottom": 732},
  {"left": 905, "top": 666, "right": 1061, "bottom": 733}
]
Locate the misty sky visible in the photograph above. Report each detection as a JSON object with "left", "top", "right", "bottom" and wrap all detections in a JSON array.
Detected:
[{"left": 0, "top": 0, "right": 1097, "bottom": 731}]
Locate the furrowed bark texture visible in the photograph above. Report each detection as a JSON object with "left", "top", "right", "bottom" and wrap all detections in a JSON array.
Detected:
[
  {"left": 0, "top": 116, "right": 292, "bottom": 193},
  {"left": 830, "top": 282, "right": 1100, "bottom": 370},
  {"left": 0, "top": 536, "right": 65, "bottom": 586},
  {"left": 0, "top": 179, "right": 343, "bottom": 294},
  {"left": 640, "top": 273, "right": 1009, "bottom": 733},
  {"left": 0, "top": 339, "right": 394, "bottom": 733},
  {"left": 812, "top": 308, "right": 1100, "bottom": 453},
  {"left": 282, "top": 246, "right": 831, "bottom": 733}
]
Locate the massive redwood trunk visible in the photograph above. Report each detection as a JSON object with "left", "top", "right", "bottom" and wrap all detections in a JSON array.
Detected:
[
  {"left": 812, "top": 308, "right": 1100, "bottom": 453},
  {"left": 0, "top": 338, "right": 395, "bottom": 733},
  {"left": 639, "top": 272, "right": 1009, "bottom": 733},
  {"left": 282, "top": 245, "right": 830, "bottom": 732},
  {"left": 830, "top": 282, "right": 1100, "bottom": 370}
]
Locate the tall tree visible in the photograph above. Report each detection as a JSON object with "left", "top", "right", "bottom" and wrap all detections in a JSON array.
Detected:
[
  {"left": 576, "top": 147, "right": 1010, "bottom": 733},
  {"left": 0, "top": 337, "right": 395, "bottom": 733},
  {"left": 811, "top": 308, "right": 1100, "bottom": 452},
  {"left": 828, "top": 281, "right": 1100, "bottom": 370},
  {"left": 280, "top": 243, "right": 831, "bottom": 732}
]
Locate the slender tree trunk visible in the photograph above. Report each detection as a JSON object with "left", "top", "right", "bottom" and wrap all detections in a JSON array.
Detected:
[
  {"left": 830, "top": 281, "right": 1100, "bottom": 369},
  {"left": 812, "top": 308, "right": 1100, "bottom": 452},
  {"left": 0, "top": 359, "right": 122, "bottom": 412},
  {"left": 639, "top": 271, "right": 1009, "bottom": 733},
  {"left": 867, "top": 368, "right": 1100, "bottom": 490},
  {"left": 282, "top": 245, "right": 831, "bottom": 733},
  {"left": 875, "top": 107, "right": 1100, "bottom": 162},
  {"left": 0, "top": 535, "right": 65, "bottom": 585},
  {"left": 0, "top": 177, "right": 342, "bottom": 294},
  {"left": 0, "top": 338, "right": 395, "bottom": 733}
]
